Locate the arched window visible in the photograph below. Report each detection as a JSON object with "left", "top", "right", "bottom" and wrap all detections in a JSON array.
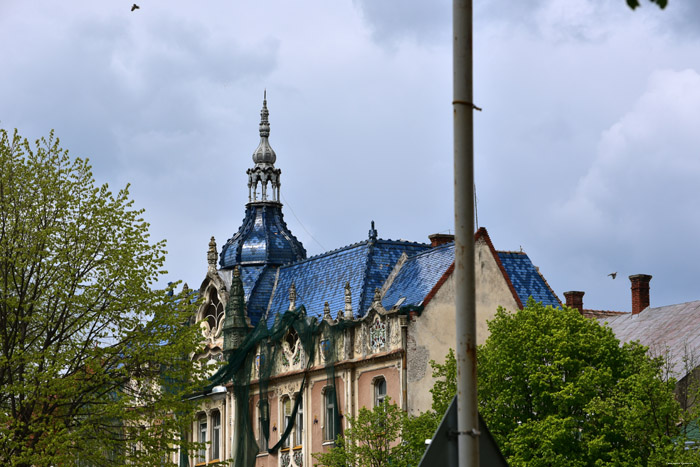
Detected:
[
  {"left": 374, "top": 377, "right": 387, "bottom": 407},
  {"left": 204, "top": 288, "right": 224, "bottom": 333},
  {"left": 284, "top": 328, "right": 299, "bottom": 353},
  {"left": 211, "top": 410, "right": 221, "bottom": 461}
]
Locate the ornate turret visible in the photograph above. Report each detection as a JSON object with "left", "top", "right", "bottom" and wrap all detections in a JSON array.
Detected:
[
  {"left": 223, "top": 267, "right": 249, "bottom": 355},
  {"left": 247, "top": 90, "right": 281, "bottom": 203},
  {"left": 220, "top": 93, "right": 306, "bottom": 269}
]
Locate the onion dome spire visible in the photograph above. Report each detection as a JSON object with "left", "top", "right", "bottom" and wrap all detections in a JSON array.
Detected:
[
  {"left": 220, "top": 94, "right": 306, "bottom": 270},
  {"left": 247, "top": 91, "right": 281, "bottom": 202}
]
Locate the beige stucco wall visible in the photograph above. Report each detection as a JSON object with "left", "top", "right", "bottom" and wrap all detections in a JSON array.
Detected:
[{"left": 406, "top": 238, "right": 520, "bottom": 415}]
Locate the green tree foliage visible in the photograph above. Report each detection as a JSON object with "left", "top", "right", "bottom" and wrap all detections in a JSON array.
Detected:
[
  {"left": 430, "top": 347, "right": 457, "bottom": 418},
  {"left": 479, "top": 299, "right": 696, "bottom": 466},
  {"left": 0, "top": 129, "right": 209, "bottom": 466},
  {"left": 627, "top": 0, "right": 668, "bottom": 10},
  {"left": 311, "top": 396, "right": 436, "bottom": 467}
]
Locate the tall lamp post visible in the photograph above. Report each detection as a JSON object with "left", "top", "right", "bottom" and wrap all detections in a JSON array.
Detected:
[{"left": 453, "top": 0, "right": 479, "bottom": 466}]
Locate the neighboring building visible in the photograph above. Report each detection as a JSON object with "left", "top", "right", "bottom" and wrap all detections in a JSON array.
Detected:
[
  {"left": 596, "top": 274, "right": 700, "bottom": 410},
  {"left": 179, "top": 96, "right": 561, "bottom": 467}
]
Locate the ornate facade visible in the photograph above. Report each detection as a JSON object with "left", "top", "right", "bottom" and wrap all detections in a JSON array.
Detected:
[{"left": 178, "top": 96, "right": 561, "bottom": 467}]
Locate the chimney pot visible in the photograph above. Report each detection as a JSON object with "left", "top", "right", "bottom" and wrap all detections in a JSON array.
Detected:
[
  {"left": 564, "top": 291, "right": 585, "bottom": 314},
  {"left": 429, "top": 233, "right": 454, "bottom": 247},
  {"left": 629, "top": 274, "right": 652, "bottom": 315}
]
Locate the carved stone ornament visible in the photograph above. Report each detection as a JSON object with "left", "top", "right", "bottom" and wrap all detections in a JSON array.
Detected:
[
  {"left": 289, "top": 282, "right": 297, "bottom": 311},
  {"left": 369, "top": 315, "right": 386, "bottom": 351},
  {"left": 207, "top": 236, "right": 217, "bottom": 271},
  {"left": 344, "top": 281, "right": 353, "bottom": 319}
]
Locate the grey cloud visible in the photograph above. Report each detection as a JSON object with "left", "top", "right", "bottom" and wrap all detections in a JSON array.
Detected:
[{"left": 352, "top": 0, "right": 450, "bottom": 46}]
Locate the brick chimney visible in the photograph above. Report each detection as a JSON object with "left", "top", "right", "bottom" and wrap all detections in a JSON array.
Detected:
[
  {"left": 629, "top": 274, "right": 652, "bottom": 315},
  {"left": 564, "top": 291, "right": 585, "bottom": 313},
  {"left": 428, "top": 233, "right": 455, "bottom": 247}
]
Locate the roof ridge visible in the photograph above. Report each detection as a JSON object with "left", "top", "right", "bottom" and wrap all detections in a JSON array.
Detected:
[
  {"left": 280, "top": 239, "right": 371, "bottom": 267},
  {"left": 477, "top": 228, "right": 524, "bottom": 309},
  {"left": 358, "top": 238, "right": 377, "bottom": 314},
  {"left": 277, "top": 237, "right": 428, "bottom": 269},
  {"left": 534, "top": 264, "right": 562, "bottom": 307}
]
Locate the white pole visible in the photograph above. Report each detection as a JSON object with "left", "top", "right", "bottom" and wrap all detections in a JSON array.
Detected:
[{"left": 453, "top": 0, "right": 479, "bottom": 466}]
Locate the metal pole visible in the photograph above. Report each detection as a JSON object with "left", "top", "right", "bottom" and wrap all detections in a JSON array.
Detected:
[{"left": 453, "top": 0, "right": 478, "bottom": 466}]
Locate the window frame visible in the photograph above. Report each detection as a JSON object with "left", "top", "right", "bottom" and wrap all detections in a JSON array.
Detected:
[
  {"left": 323, "top": 388, "right": 337, "bottom": 442},
  {"left": 198, "top": 416, "right": 207, "bottom": 464},
  {"left": 374, "top": 377, "right": 387, "bottom": 408},
  {"left": 258, "top": 399, "right": 269, "bottom": 452},
  {"left": 211, "top": 410, "right": 221, "bottom": 461},
  {"left": 294, "top": 394, "right": 304, "bottom": 448},
  {"left": 281, "top": 396, "right": 292, "bottom": 449}
]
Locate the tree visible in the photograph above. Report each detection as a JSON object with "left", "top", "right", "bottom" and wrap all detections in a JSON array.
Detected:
[
  {"left": 627, "top": 0, "right": 668, "bottom": 10},
  {"left": 479, "top": 299, "right": 697, "bottom": 466},
  {"left": 312, "top": 397, "right": 420, "bottom": 467},
  {"left": 0, "top": 129, "right": 209, "bottom": 466}
]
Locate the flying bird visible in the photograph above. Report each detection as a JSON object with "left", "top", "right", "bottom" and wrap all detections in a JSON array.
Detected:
[
  {"left": 608, "top": 272, "right": 617, "bottom": 280},
  {"left": 131, "top": 4, "right": 140, "bottom": 11}
]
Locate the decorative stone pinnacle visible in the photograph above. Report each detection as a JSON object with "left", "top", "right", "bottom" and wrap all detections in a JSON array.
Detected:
[
  {"left": 323, "top": 301, "right": 331, "bottom": 320},
  {"left": 368, "top": 220, "right": 378, "bottom": 242},
  {"left": 373, "top": 287, "right": 381, "bottom": 305},
  {"left": 344, "top": 282, "right": 353, "bottom": 319},
  {"left": 183, "top": 283, "right": 189, "bottom": 294},
  {"left": 208, "top": 236, "right": 217, "bottom": 269},
  {"left": 289, "top": 282, "right": 297, "bottom": 311}
]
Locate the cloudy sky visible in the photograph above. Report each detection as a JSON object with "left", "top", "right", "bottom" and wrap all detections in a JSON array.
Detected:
[{"left": 2, "top": 0, "right": 700, "bottom": 313}]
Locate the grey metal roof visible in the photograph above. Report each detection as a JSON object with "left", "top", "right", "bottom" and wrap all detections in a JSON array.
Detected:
[{"left": 601, "top": 301, "right": 700, "bottom": 380}]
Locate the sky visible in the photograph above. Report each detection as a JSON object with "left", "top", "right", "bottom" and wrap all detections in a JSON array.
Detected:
[{"left": 2, "top": 0, "right": 700, "bottom": 313}]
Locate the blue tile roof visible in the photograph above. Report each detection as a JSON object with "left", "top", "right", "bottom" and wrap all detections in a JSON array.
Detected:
[
  {"left": 220, "top": 202, "right": 306, "bottom": 269},
  {"left": 261, "top": 239, "right": 430, "bottom": 327},
  {"left": 497, "top": 252, "right": 560, "bottom": 308},
  {"left": 381, "top": 242, "right": 455, "bottom": 309}
]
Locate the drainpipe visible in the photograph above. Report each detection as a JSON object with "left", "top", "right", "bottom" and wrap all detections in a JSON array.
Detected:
[
  {"left": 454, "top": 0, "right": 479, "bottom": 466},
  {"left": 400, "top": 314, "right": 409, "bottom": 411}
]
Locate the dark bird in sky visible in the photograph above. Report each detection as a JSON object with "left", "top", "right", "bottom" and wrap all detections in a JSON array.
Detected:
[
  {"left": 608, "top": 272, "right": 617, "bottom": 279},
  {"left": 131, "top": 4, "right": 140, "bottom": 11}
]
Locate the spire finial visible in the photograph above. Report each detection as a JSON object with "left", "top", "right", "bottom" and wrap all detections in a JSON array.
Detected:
[
  {"left": 368, "top": 220, "right": 378, "bottom": 242},
  {"left": 259, "top": 91, "right": 270, "bottom": 138},
  {"left": 323, "top": 301, "right": 331, "bottom": 320}
]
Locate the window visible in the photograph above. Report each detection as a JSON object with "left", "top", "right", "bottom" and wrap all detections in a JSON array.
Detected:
[
  {"left": 282, "top": 397, "right": 292, "bottom": 449},
  {"left": 204, "top": 288, "right": 224, "bottom": 333},
  {"left": 211, "top": 410, "right": 221, "bottom": 461},
  {"left": 258, "top": 400, "right": 269, "bottom": 452},
  {"left": 324, "top": 389, "right": 336, "bottom": 442},
  {"left": 374, "top": 377, "right": 387, "bottom": 407},
  {"left": 198, "top": 417, "right": 207, "bottom": 464},
  {"left": 295, "top": 396, "right": 304, "bottom": 447}
]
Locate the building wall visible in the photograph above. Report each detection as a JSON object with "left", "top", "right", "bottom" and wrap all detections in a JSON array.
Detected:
[{"left": 406, "top": 237, "right": 520, "bottom": 415}]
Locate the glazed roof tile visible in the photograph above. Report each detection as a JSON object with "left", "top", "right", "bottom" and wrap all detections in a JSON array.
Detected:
[
  {"left": 261, "top": 239, "right": 430, "bottom": 326},
  {"left": 497, "top": 251, "right": 561, "bottom": 308},
  {"left": 381, "top": 242, "right": 455, "bottom": 309}
]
